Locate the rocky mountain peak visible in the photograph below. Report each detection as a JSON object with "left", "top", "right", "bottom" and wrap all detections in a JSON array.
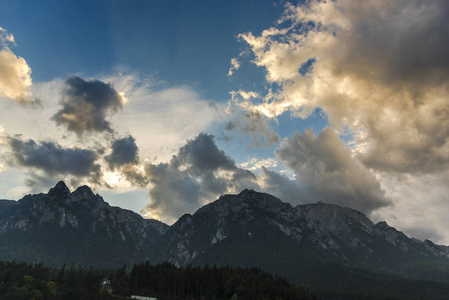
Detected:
[
  {"left": 374, "top": 221, "right": 391, "bottom": 231},
  {"left": 197, "top": 189, "right": 288, "bottom": 218},
  {"left": 237, "top": 188, "right": 258, "bottom": 197},
  {"left": 48, "top": 181, "right": 71, "bottom": 199},
  {"left": 72, "top": 185, "right": 95, "bottom": 199}
]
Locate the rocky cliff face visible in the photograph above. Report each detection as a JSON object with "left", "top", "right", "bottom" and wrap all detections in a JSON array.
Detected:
[
  {"left": 157, "top": 189, "right": 449, "bottom": 282},
  {"left": 0, "top": 181, "right": 167, "bottom": 268}
]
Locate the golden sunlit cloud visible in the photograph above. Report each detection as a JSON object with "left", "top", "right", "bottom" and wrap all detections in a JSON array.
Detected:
[
  {"left": 0, "top": 47, "right": 34, "bottom": 104},
  {"left": 0, "top": 27, "right": 35, "bottom": 104},
  {"left": 236, "top": 0, "right": 449, "bottom": 175}
]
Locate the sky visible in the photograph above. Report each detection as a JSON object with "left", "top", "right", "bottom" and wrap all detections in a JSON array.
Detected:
[{"left": 1, "top": 0, "right": 449, "bottom": 244}]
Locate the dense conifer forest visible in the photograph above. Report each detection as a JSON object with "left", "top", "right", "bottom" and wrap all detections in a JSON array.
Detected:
[
  {"left": 0, "top": 261, "right": 317, "bottom": 300},
  {"left": 2, "top": 260, "right": 449, "bottom": 300}
]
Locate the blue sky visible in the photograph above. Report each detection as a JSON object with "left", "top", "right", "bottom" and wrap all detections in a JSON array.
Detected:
[
  {"left": 1, "top": 0, "right": 449, "bottom": 244},
  {"left": 2, "top": 1, "right": 286, "bottom": 97}
]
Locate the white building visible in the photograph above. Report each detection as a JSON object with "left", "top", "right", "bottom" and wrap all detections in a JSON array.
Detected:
[{"left": 131, "top": 296, "right": 157, "bottom": 300}]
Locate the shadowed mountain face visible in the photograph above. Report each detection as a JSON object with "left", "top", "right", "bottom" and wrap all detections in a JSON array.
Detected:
[
  {"left": 0, "top": 181, "right": 167, "bottom": 268},
  {"left": 157, "top": 189, "right": 449, "bottom": 283},
  {"left": 1, "top": 183, "right": 449, "bottom": 285}
]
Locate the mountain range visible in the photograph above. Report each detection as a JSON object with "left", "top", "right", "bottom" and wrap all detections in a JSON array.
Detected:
[{"left": 2, "top": 181, "right": 449, "bottom": 298}]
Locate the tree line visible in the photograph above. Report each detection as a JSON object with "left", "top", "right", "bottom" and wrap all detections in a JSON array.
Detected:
[{"left": 0, "top": 261, "right": 318, "bottom": 300}]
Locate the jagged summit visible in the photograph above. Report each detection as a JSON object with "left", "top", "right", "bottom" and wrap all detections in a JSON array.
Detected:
[
  {"left": 46, "top": 181, "right": 97, "bottom": 203},
  {"left": 72, "top": 184, "right": 95, "bottom": 199},
  {"left": 196, "top": 189, "right": 286, "bottom": 217},
  {"left": 48, "top": 181, "right": 70, "bottom": 199},
  {"left": 0, "top": 181, "right": 168, "bottom": 269},
  {"left": 374, "top": 221, "right": 391, "bottom": 230},
  {"left": 237, "top": 188, "right": 275, "bottom": 199}
]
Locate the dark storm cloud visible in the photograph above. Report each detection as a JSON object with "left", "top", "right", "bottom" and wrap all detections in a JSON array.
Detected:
[
  {"left": 176, "top": 132, "right": 236, "bottom": 174},
  {"left": 142, "top": 133, "right": 259, "bottom": 222},
  {"left": 7, "top": 136, "right": 101, "bottom": 178},
  {"left": 52, "top": 76, "right": 126, "bottom": 136},
  {"left": 274, "top": 128, "right": 390, "bottom": 215},
  {"left": 105, "top": 135, "right": 139, "bottom": 170}
]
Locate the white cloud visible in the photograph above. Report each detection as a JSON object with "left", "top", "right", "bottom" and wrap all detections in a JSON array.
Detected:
[
  {"left": 0, "top": 27, "right": 15, "bottom": 44},
  {"left": 227, "top": 57, "right": 240, "bottom": 77},
  {"left": 238, "top": 157, "right": 278, "bottom": 171}
]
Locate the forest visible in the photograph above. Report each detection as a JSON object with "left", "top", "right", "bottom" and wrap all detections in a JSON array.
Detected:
[
  {"left": 0, "top": 261, "right": 317, "bottom": 300},
  {"left": 2, "top": 260, "right": 449, "bottom": 300}
]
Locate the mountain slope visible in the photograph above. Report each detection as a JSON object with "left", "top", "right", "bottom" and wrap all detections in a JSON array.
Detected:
[
  {"left": 157, "top": 189, "right": 449, "bottom": 283},
  {"left": 0, "top": 181, "right": 167, "bottom": 268},
  {"left": 2, "top": 183, "right": 449, "bottom": 290}
]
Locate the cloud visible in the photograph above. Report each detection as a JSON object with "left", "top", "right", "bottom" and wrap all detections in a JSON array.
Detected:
[
  {"left": 274, "top": 128, "right": 390, "bottom": 214},
  {"left": 238, "top": 157, "right": 278, "bottom": 171},
  {"left": 52, "top": 76, "right": 127, "bottom": 136},
  {"left": 103, "top": 72, "right": 223, "bottom": 162},
  {"left": 228, "top": 58, "right": 240, "bottom": 77},
  {"left": 371, "top": 173, "right": 449, "bottom": 244},
  {"left": 226, "top": 90, "right": 280, "bottom": 146},
  {"left": 0, "top": 27, "right": 15, "bottom": 44},
  {"left": 226, "top": 110, "right": 280, "bottom": 146},
  {"left": 103, "top": 135, "right": 149, "bottom": 188},
  {"left": 235, "top": 0, "right": 449, "bottom": 175},
  {"left": 175, "top": 133, "right": 236, "bottom": 175},
  {"left": 105, "top": 135, "right": 139, "bottom": 170},
  {"left": 140, "top": 129, "right": 388, "bottom": 223},
  {"left": 141, "top": 133, "right": 259, "bottom": 223},
  {"left": 0, "top": 71, "right": 223, "bottom": 199},
  {"left": 142, "top": 162, "right": 202, "bottom": 221},
  {"left": 260, "top": 166, "right": 302, "bottom": 205},
  {"left": 0, "top": 28, "right": 34, "bottom": 104},
  {"left": 23, "top": 172, "right": 65, "bottom": 194},
  {"left": 228, "top": 0, "right": 449, "bottom": 242},
  {"left": 6, "top": 136, "right": 101, "bottom": 181}
]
